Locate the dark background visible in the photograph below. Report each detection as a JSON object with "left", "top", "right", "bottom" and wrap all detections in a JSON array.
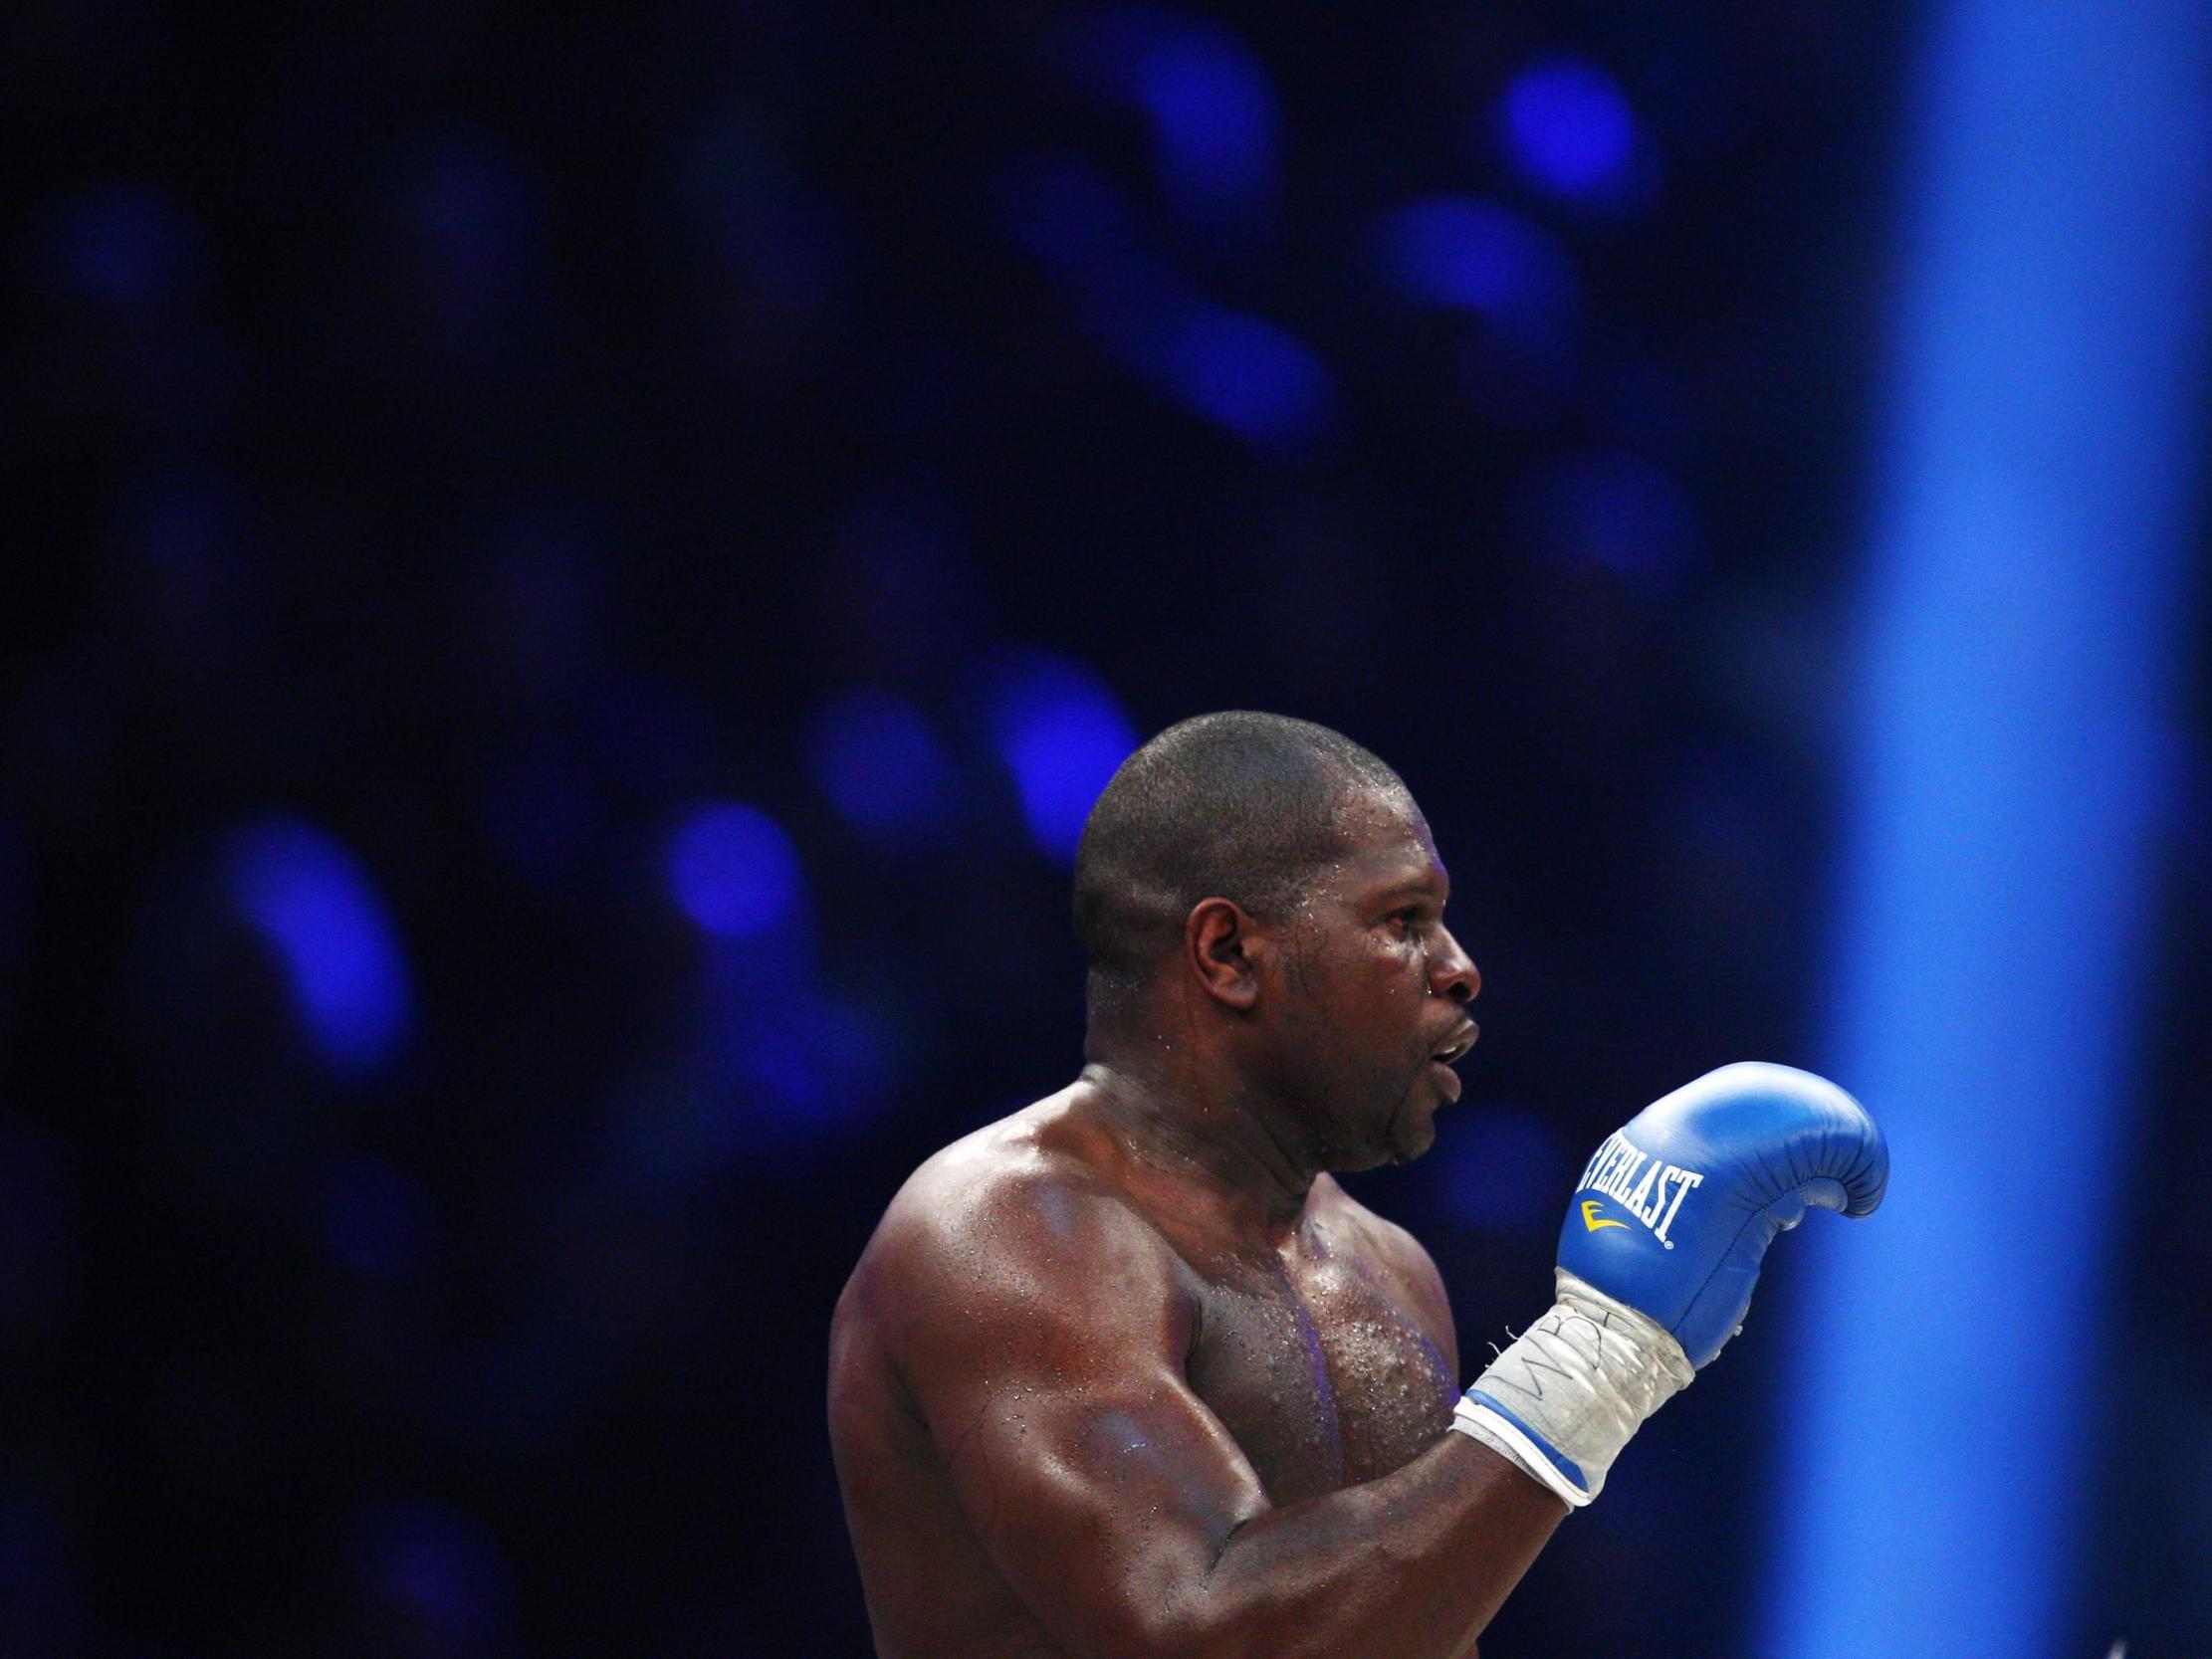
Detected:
[{"left": 6, "top": 2, "right": 2209, "bottom": 1655}]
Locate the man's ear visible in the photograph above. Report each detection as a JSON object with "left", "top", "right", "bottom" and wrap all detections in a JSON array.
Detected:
[{"left": 1186, "top": 898, "right": 1267, "bottom": 1011}]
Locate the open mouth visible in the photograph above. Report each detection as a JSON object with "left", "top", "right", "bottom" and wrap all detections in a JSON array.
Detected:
[{"left": 1431, "top": 1024, "right": 1479, "bottom": 1066}]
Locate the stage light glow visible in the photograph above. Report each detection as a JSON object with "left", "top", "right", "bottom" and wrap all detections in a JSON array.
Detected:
[
  {"left": 352, "top": 1498, "right": 512, "bottom": 1636},
  {"left": 992, "top": 150, "right": 1307, "bottom": 439},
  {"left": 723, "top": 990, "right": 899, "bottom": 1141},
  {"left": 1517, "top": 451, "right": 1697, "bottom": 588},
  {"left": 993, "top": 152, "right": 1141, "bottom": 276},
  {"left": 807, "top": 690, "right": 957, "bottom": 845},
  {"left": 982, "top": 651, "right": 1140, "bottom": 862},
  {"left": 991, "top": 150, "right": 1325, "bottom": 446},
  {"left": 1070, "top": 8, "right": 1277, "bottom": 224},
  {"left": 1377, "top": 197, "right": 1574, "bottom": 325},
  {"left": 1163, "top": 304, "right": 1331, "bottom": 444},
  {"left": 666, "top": 803, "right": 803, "bottom": 938},
  {"left": 224, "top": 817, "right": 413, "bottom": 1080},
  {"left": 1764, "top": 0, "right": 2211, "bottom": 1652},
  {"left": 1498, "top": 56, "right": 1640, "bottom": 205},
  {"left": 1121, "top": 11, "right": 1277, "bottom": 217}
]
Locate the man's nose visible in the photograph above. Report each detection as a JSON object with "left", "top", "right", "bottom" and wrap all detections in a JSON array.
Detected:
[{"left": 1431, "top": 928, "right": 1479, "bottom": 1004}]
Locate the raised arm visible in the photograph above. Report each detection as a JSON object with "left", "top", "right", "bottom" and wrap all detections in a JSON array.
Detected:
[{"left": 873, "top": 1170, "right": 1563, "bottom": 1659}]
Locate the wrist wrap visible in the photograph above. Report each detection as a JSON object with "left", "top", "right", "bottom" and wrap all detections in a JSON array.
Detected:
[{"left": 1449, "top": 1269, "right": 1694, "bottom": 1508}]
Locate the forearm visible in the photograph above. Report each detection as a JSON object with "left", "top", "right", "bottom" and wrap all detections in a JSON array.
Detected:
[{"left": 1162, "top": 1432, "right": 1563, "bottom": 1659}]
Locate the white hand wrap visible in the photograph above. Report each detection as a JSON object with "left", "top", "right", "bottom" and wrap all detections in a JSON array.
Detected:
[{"left": 1448, "top": 1269, "right": 1695, "bottom": 1508}]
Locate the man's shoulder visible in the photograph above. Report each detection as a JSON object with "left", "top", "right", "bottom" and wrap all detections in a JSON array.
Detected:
[{"left": 851, "top": 1091, "right": 1180, "bottom": 1317}]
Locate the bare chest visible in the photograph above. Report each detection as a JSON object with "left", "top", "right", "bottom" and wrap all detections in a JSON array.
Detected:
[{"left": 1183, "top": 1246, "right": 1458, "bottom": 1505}]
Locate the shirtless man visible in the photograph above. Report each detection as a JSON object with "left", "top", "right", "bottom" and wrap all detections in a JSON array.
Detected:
[{"left": 829, "top": 713, "right": 1886, "bottom": 1658}]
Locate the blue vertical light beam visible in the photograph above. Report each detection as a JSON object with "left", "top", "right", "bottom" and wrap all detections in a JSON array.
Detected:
[{"left": 1765, "top": 2, "right": 2210, "bottom": 1656}]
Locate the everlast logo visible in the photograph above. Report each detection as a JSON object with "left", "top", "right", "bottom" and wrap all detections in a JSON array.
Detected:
[{"left": 1575, "top": 1133, "right": 1704, "bottom": 1251}]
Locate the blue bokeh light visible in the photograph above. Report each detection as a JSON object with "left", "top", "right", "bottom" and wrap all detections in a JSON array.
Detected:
[
  {"left": 807, "top": 690, "right": 958, "bottom": 845},
  {"left": 992, "top": 154, "right": 1156, "bottom": 335},
  {"left": 994, "top": 152, "right": 1144, "bottom": 277},
  {"left": 1517, "top": 451, "right": 1699, "bottom": 588},
  {"left": 665, "top": 803, "right": 803, "bottom": 938},
  {"left": 224, "top": 818, "right": 414, "bottom": 1081},
  {"left": 1133, "top": 32, "right": 1274, "bottom": 208},
  {"left": 352, "top": 1498, "right": 512, "bottom": 1637},
  {"left": 1078, "top": 7, "right": 1278, "bottom": 221},
  {"left": 992, "top": 152, "right": 1327, "bottom": 448},
  {"left": 1378, "top": 197, "right": 1576, "bottom": 326},
  {"left": 1499, "top": 56, "right": 1641, "bottom": 205},
  {"left": 981, "top": 652, "right": 1141, "bottom": 862},
  {"left": 723, "top": 990, "right": 899, "bottom": 1143},
  {"left": 1162, "top": 305, "right": 1332, "bottom": 445}
]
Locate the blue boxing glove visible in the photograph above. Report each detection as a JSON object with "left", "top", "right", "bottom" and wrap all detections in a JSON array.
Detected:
[
  {"left": 1451, "top": 1063, "right": 1888, "bottom": 1507},
  {"left": 1558, "top": 1061, "right": 1888, "bottom": 1365}
]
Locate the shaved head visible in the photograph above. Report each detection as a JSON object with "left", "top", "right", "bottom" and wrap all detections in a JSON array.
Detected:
[{"left": 1072, "top": 712, "right": 1412, "bottom": 1022}]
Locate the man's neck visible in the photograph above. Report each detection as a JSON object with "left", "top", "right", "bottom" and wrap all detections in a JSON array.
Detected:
[{"left": 1074, "top": 1046, "right": 1321, "bottom": 1241}]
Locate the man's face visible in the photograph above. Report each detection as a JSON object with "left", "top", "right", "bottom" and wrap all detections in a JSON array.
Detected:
[{"left": 1260, "top": 789, "right": 1481, "bottom": 1170}]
